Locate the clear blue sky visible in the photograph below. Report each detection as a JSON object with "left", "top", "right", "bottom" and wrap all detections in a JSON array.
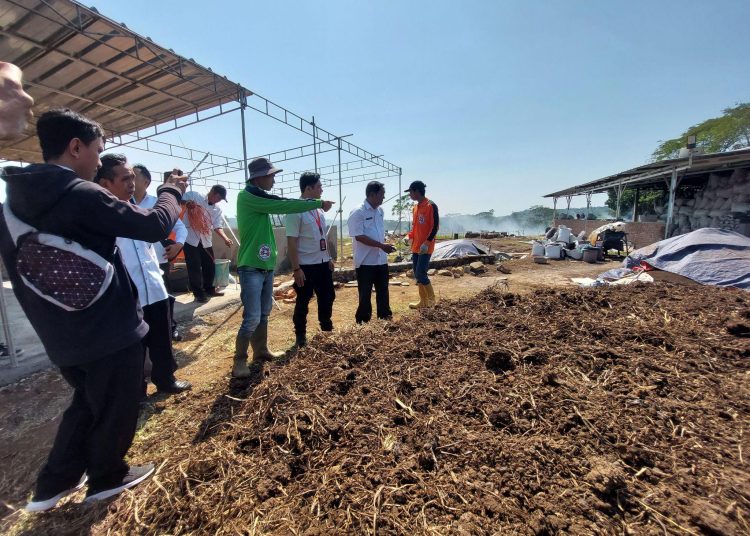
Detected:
[{"left": 31, "top": 1, "right": 750, "bottom": 217}]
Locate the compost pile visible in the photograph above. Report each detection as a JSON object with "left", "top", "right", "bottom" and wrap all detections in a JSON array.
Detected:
[{"left": 49, "top": 285, "right": 750, "bottom": 534}]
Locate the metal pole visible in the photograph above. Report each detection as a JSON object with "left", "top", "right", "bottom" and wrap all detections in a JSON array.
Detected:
[
  {"left": 585, "top": 194, "right": 591, "bottom": 220},
  {"left": 338, "top": 137, "right": 343, "bottom": 261},
  {"left": 186, "top": 153, "right": 210, "bottom": 192},
  {"left": 633, "top": 188, "right": 640, "bottom": 223},
  {"left": 398, "top": 168, "right": 402, "bottom": 234},
  {"left": 312, "top": 116, "right": 318, "bottom": 173},
  {"left": 0, "top": 261, "right": 18, "bottom": 367},
  {"left": 552, "top": 197, "right": 558, "bottom": 226},
  {"left": 615, "top": 181, "right": 623, "bottom": 220},
  {"left": 584, "top": 193, "right": 592, "bottom": 234},
  {"left": 665, "top": 167, "right": 678, "bottom": 239},
  {"left": 240, "top": 96, "right": 249, "bottom": 182}
]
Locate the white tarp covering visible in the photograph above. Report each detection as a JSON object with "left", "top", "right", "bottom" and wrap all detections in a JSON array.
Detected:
[{"left": 430, "top": 239, "right": 490, "bottom": 261}]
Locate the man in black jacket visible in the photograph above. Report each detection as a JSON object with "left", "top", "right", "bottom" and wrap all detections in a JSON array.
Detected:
[{"left": 0, "top": 109, "right": 185, "bottom": 510}]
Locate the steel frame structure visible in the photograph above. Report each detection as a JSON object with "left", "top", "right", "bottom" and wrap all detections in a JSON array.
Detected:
[{"left": 0, "top": 0, "right": 404, "bottom": 367}]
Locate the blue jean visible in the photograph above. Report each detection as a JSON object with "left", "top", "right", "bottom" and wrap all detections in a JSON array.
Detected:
[
  {"left": 412, "top": 253, "right": 431, "bottom": 285},
  {"left": 238, "top": 267, "right": 274, "bottom": 337}
]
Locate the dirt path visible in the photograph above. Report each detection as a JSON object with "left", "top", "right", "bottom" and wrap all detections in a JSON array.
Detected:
[{"left": 0, "top": 256, "right": 618, "bottom": 526}]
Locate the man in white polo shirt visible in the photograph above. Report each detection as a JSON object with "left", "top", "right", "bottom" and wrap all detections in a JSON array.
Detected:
[
  {"left": 347, "top": 181, "right": 396, "bottom": 324},
  {"left": 285, "top": 172, "right": 335, "bottom": 348}
]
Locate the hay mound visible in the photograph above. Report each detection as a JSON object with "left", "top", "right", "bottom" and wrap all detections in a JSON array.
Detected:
[{"left": 33, "top": 284, "right": 750, "bottom": 534}]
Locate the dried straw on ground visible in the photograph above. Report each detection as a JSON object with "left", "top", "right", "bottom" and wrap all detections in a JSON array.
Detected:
[{"left": 17, "top": 284, "right": 750, "bottom": 535}]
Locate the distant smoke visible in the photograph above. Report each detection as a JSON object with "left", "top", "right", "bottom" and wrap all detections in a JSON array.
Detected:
[
  {"left": 438, "top": 215, "right": 541, "bottom": 236},
  {"left": 339, "top": 206, "right": 613, "bottom": 237}
]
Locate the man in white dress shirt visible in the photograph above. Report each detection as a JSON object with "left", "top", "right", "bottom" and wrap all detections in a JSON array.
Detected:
[
  {"left": 347, "top": 181, "right": 396, "bottom": 323},
  {"left": 96, "top": 155, "right": 191, "bottom": 394},
  {"left": 134, "top": 165, "right": 186, "bottom": 341},
  {"left": 178, "top": 180, "right": 232, "bottom": 303},
  {"left": 285, "top": 172, "right": 336, "bottom": 348}
]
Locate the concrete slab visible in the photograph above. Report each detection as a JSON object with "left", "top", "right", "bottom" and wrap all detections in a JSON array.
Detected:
[
  {"left": 0, "top": 282, "right": 49, "bottom": 386},
  {"left": 0, "top": 281, "right": 244, "bottom": 387},
  {"left": 173, "top": 284, "right": 242, "bottom": 323}
]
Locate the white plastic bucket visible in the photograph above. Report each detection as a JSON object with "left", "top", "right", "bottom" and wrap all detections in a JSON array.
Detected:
[
  {"left": 557, "top": 226, "right": 571, "bottom": 243},
  {"left": 531, "top": 241, "right": 545, "bottom": 256},
  {"left": 545, "top": 243, "right": 562, "bottom": 259},
  {"left": 213, "top": 259, "right": 231, "bottom": 288}
]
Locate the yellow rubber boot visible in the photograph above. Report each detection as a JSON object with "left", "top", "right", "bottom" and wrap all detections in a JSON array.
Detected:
[
  {"left": 424, "top": 283, "right": 436, "bottom": 307},
  {"left": 409, "top": 284, "right": 427, "bottom": 309}
]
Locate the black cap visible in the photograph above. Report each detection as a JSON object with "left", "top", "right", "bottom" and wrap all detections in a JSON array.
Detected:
[
  {"left": 404, "top": 180, "right": 426, "bottom": 192},
  {"left": 210, "top": 184, "right": 227, "bottom": 201}
]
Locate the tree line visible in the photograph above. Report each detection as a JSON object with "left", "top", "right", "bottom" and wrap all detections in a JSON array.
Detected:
[{"left": 607, "top": 102, "right": 750, "bottom": 215}]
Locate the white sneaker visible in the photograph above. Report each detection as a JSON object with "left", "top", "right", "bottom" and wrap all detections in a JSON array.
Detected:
[
  {"left": 25, "top": 475, "right": 87, "bottom": 512},
  {"left": 84, "top": 464, "right": 154, "bottom": 502}
]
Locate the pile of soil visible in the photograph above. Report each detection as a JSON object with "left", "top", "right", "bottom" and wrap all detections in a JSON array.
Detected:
[{"left": 21, "top": 284, "right": 750, "bottom": 534}]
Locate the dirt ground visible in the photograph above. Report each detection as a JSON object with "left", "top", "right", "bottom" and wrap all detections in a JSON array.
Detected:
[{"left": 3, "top": 242, "right": 747, "bottom": 534}]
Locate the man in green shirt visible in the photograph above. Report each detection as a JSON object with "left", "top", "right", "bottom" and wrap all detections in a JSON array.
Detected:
[{"left": 233, "top": 157, "right": 334, "bottom": 378}]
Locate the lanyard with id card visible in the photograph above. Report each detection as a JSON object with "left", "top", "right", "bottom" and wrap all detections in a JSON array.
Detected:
[{"left": 312, "top": 209, "right": 327, "bottom": 251}]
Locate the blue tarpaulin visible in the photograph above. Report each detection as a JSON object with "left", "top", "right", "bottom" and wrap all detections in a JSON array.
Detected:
[{"left": 624, "top": 228, "right": 750, "bottom": 290}]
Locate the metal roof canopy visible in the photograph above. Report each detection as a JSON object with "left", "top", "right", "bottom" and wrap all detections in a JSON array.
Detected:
[
  {"left": 0, "top": 0, "right": 401, "bottom": 177},
  {"left": 544, "top": 147, "right": 750, "bottom": 198},
  {"left": 0, "top": 0, "right": 249, "bottom": 162}
]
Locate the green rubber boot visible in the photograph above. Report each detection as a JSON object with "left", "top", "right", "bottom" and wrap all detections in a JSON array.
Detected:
[
  {"left": 232, "top": 334, "right": 252, "bottom": 378},
  {"left": 250, "top": 322, "right": 285, "bottom": 361}
]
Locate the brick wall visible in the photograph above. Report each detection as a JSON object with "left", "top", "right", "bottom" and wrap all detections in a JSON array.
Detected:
[{"left": 553, "top": 220, "right": 666, "bottom": 249}]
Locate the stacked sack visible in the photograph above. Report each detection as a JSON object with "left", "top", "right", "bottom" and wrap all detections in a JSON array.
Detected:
[{"left": 670, "top": 167, "right": 750, "bottom": 237}]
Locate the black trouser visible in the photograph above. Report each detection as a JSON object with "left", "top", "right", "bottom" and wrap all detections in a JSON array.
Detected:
[
  {"left": 355, "top": 264, "right": 391, "bottom": 323},
  {"left": 293, "top": 261, "right": 336, "bottom": 337},
  {"left": 160, "top": 262, "right": 177, "bottom": 333},
  {"left": 142, "top": 298, "right": 177, "bottom": 388},
  {"left": 183, "top": 243, "right": 215, "bottom": 296},
  {"left": 34, "top": 343, "right": 143, "bottom": 497}
]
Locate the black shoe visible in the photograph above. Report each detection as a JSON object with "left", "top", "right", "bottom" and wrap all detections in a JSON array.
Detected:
[
  {"left": 25, "top": 475, "right": 87, "bottom": 512},
  {"left": 207, "top": 288, "right": 224, "bottom": 297},
  {"left": 156, "top": 379, "right": 192, "bottom": 394},
  {"left": 194, "top": 293, "right": 209, "bottom": 304},
  {"left": 172, "top": 329, "right": 182, "bottom": 342},
  {"left": 84, "top": 464, "right": 154, "bottom": 503}
]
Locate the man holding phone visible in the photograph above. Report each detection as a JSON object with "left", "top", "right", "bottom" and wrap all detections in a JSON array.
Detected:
[
  {"left": 0, "top": 109, "right": 185, "bottom": 510},
  {"left": 135, "top": 165, "right": 187, "bottom": 341}
]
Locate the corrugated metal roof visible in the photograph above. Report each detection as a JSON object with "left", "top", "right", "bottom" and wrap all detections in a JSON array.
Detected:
[
  {"left": 0, "top": 0, "right": 249, "bottom": 162},
  {"left": 544, "top": 147, "right": 750, "bottom": 198}
]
